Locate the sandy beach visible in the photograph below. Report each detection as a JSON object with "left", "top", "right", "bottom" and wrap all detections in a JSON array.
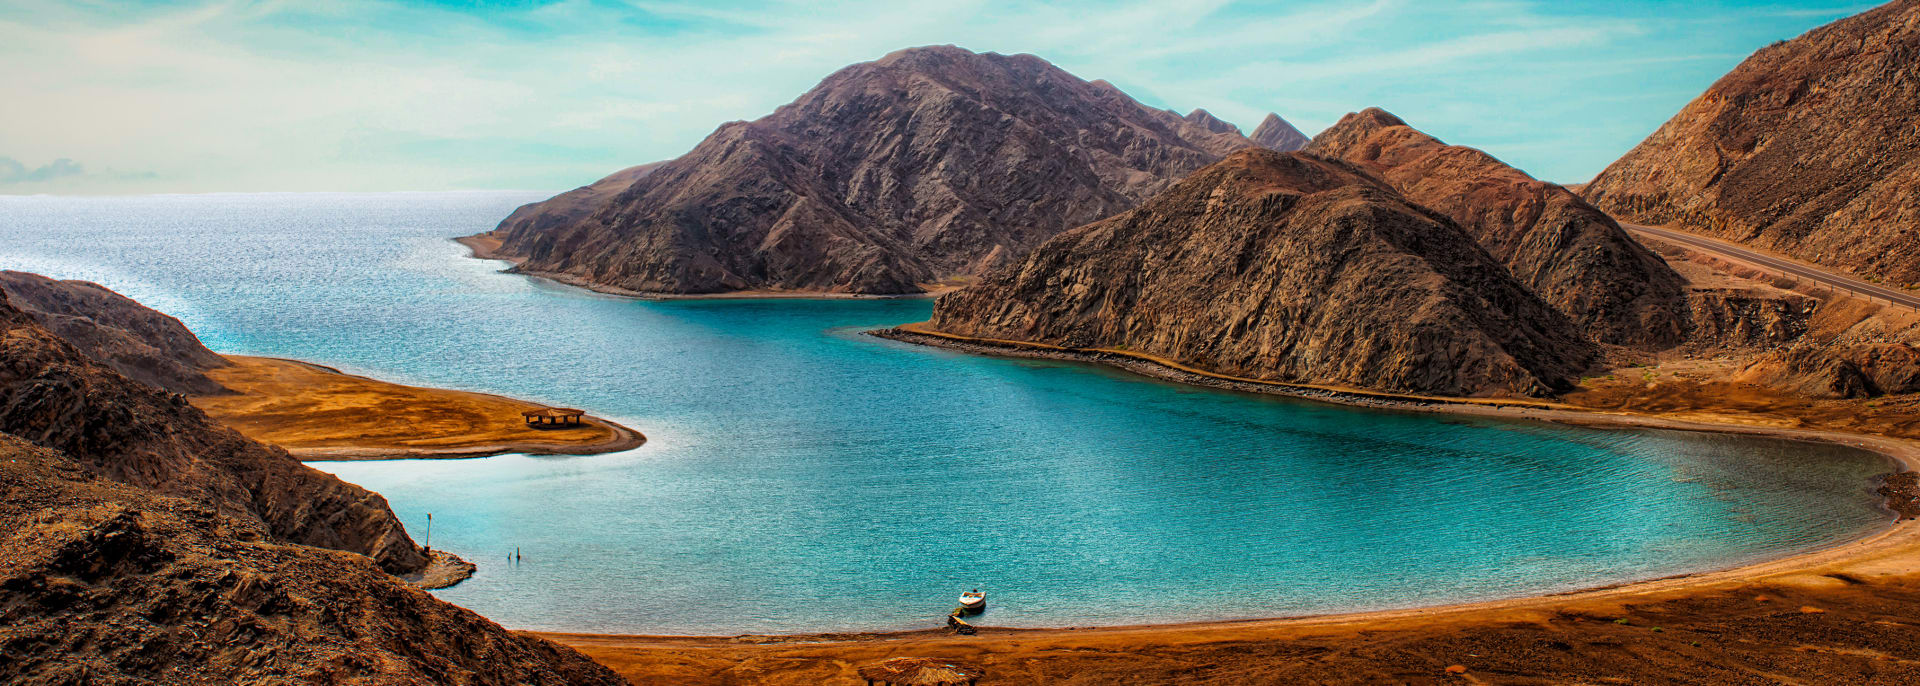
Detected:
[
  {"left": 529, "top": 323, "right": 1920, "bottom": 684},
  {"left": 192, "top": 355, "right": 644, "bottom": 460}
]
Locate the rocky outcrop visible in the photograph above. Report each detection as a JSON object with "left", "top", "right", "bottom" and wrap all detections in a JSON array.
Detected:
[
  {"left": 1732, "top": 291, "right": 1920, "bottom": 398},
  {"left": 1747, "top": 341, "right": 1920, "bottom": 399},
  {"left": 0, "top": 271, "right": 228, "bottom": 396},
  {"left": 483, "top": 45, "right": 1264, "bottom": 295},
  {"left": 1583, "top": 0, "right": 1920, "bottom": 285},
  {"left": 1250, "top": 112, "right": 1309, "bottom": 152},
  {"left": 1307, "top": 108, "right": 1690, "bottom": 349},
  {"left": 926, "top": 149, "right": 1599, "bottom": 397},
  {"left": 0, "top": 290, "right": 426, "bottom": 572},
  {"left": 1684, "top": 288, "right": 1816, "bottom": 350},
  {"left": 0, "top": 434, "right": 624, "bottom": 685}
]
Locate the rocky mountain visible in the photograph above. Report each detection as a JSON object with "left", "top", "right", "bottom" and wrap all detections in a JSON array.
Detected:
[
  {"left": 1250, "top": 112, "right": 1309, "bottom": 152},
  {"left": 479, "top": 45, "right": 1265, "bottom": 295},
  {"left": 925, "top": 149, "right": 1599, "bottom": 397},
  {"left": 0, "top": 434, "right": 624, "bottom": 685},
  {"left": 0, "top": 288, "right": 424, "bottom": 572},
  {"left": 1582, "top": 0, "right": 1920, "bottom": 285},
  {"left": 1306, "top": 109, "right": 1690, "bottom": 349},
  {"left": 0, "top": 288, "right": 625, "bottom": 683},
  {"left": 0, "top": 270, "right": 230, "bottom": 396}
]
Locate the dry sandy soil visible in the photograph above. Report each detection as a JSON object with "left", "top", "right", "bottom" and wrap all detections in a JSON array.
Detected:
[{"left": 191, "top": 355, "right": 643, "bottom": 459}]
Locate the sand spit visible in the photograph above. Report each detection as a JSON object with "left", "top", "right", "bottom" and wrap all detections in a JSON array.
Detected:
[{"left": 193, "top": 355, "right": 644, "bottom": 460}]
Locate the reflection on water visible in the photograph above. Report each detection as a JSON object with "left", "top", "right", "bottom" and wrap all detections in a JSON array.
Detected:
[{"left": 0, "top": 192, "right": 1894, "bottom": 634}]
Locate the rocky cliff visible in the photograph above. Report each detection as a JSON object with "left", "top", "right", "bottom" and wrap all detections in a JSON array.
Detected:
[
  {"left": 0, "top": 289, "right": 425, "bottom": 572},
  {"left": 1250, "top": 112, "right": 1309, "bottom": 152},
  {"left": 1307, "top": 108, "right": 1690, "bottom": 349},
  {"left": 1582, "top": 0, "right": 1920, "bottom": 285},
  {"left": 0, "top": 434, "right": 624, "bottom": 685},
  {"left": 481, "top": 45, "right": 1266, "bottom": 295},
  {"left": 0, "top": 270, "right": 229, "bottom": 396},
  {"left": 926, "top": 149, "right": 1599, "bottom": 397}
]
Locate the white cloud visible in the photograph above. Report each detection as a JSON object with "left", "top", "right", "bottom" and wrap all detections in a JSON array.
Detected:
[{"left": 0, "top": 0, "right": 1854, "bottom": 192}]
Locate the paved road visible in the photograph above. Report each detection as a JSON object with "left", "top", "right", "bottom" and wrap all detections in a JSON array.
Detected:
[{"left": 1623, "top": 222, "right": 1920, "bottom": 311}]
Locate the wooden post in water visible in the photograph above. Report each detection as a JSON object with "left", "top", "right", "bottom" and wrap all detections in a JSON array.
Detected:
[{"left": 425, "top": 512, "right": 432, "bottom": 551}]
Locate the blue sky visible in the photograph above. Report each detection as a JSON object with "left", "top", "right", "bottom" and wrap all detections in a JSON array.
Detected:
[{"left": 0, "top": 0, "right": 1876, "bottom": 194}]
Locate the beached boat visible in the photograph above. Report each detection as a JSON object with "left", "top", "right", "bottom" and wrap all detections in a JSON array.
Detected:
[{"left": 957, "top": 590, "right": 986, "bottom": 614}]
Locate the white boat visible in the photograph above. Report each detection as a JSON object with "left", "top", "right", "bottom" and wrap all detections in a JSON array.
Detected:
[{"left": 957, "top": 590, "right": 986, "bottom": 613}]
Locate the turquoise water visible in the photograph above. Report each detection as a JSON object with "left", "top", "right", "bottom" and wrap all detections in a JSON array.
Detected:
[{"left": 0, "top": 192, "right": 1897, "bottom": 635}]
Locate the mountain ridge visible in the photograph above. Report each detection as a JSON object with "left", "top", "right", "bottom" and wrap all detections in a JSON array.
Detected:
[
  {"left": 476, "top": 45, "right": 1277, "bottom": 295},
  {"left": 1582, "top": 0, "right": 1920, "bottom": 284},
  {"left": 1306, "top": 108, "right": 1690, "bottom": 349},
  {"left": 923, "top": 148, "right": 1599, "bottom": 397}
]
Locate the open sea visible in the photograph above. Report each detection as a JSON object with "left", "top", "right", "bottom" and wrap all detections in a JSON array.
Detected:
[{"left": 0, "top": 191, "right": 1896, "bottom": 634}]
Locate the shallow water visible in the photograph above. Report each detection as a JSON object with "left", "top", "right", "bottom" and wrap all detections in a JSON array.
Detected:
[{"left": 0, "top": 191, "right": 1896, "bottom": 635}]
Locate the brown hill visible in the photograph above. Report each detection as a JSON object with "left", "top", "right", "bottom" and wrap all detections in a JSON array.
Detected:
[
  {"left": 0, "top": 270, "right": 229, "bottom": 395},
  {"left": 479, "top": 45, "right": 1259, "bottom": 295},
  {"left": 1307, "top": 109, "right": 1689, "bottom": 349},
  {"left": 1583, "top": 0, "right": 1920, "bottom": 285},
  {"left": 925, "top": 149, "right": 1599, "bottom": 397},
  {"left": 0, "top": 289, "right": 423, "bottom": 572},
  {"left": 1250, "top": 112, "right": 1309, "bottom": 152},
  {"left": 0, "top": 289, "right": 625, "bottom": 683},
  {"left": 0, "top": 433, "right": 624, "bottom": 685}
]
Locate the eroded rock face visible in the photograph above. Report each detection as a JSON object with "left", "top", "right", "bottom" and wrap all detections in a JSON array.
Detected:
[
  {"left": 0, "top": 271, "right": 229, "bottom": 396},
  {"left": 928, "top": 149, "right": 1599, "bottom": 397},
  {"left": 1307, "top": 108, "right": 1690, "bottom": 349},
  {"left": 0, "top": 436, "right": 624, "bottom": 685},
  {"left": 485, "top": 45, "right": 1265, "bottom": 295},
  {"left": 1749, "top": 342, "right": 1920, "bottom": 399},
  {"left": 1684, "top": 288, "right": 1816, "bottom": 350},
  {"left": 1250, "top": 112, "right": 1309, "bottom": 152},
  {"left": 0, "top": 290, "right": 425, "bottom": 572},
  {"left": 1583, "top": 0, "right": 1920, "bottom": 284}
]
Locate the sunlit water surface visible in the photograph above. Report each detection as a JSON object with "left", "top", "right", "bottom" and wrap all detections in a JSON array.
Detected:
[{"left": 0, "top": 192, "right": 1896, "bottom": 634}]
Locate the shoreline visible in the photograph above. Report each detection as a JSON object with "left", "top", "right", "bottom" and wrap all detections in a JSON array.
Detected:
[
  {"left": 528, "top": 323, "right": 1920, "bottom": 646},
  {"left": 195, "top": 355, "right": 646, "bottom": 461},
  {"left": 455, "top": 234, "right": 960, "bottom": 301}
]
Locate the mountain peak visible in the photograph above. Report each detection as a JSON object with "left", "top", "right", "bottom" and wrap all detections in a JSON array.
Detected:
[
  {"left": 485, "top": 47, "right": 1257, "bottom": 296},
  {"left": 1307, "top": 110, "right": 1689, "bottom": 349},
  {"left": 926, "top": 147, "right": 1599, "bottom": 397},
  {"left": 1249, "top": 112, "right": 1309, "bottom": 152},
  {"left": 1183, "top": 108, "right": 1239, "bottom": 135}
]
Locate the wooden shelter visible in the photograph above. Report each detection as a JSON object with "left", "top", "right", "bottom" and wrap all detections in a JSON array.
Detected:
[
  {"left": 522, "top": 407, "right": 586, "bottom": 427},
  {"left": 856, "top": 657, "right": 984, "bottom": 686}
]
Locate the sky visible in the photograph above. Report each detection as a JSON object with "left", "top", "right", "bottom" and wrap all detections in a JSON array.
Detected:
[{"left": 0, "top": 0, "right": 1877, "bottom": 194}]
